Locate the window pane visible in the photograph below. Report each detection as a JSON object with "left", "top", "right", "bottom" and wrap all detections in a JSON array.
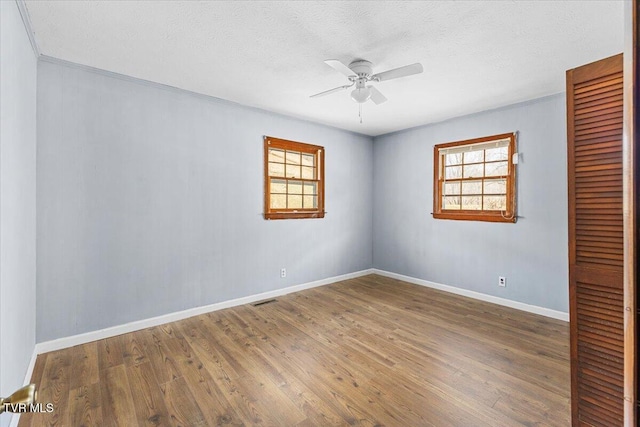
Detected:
[
  {"left": 443, "top": 196, "right": 460, "bottom": 209},
  {"left": 444, "top": 182, "right": 460, "bottom": 195},
  {"left": 301, "top": 166, "right": 315, "bottom": 179},
  {"left": 288, "top": 194, "right": 302, "bottom": 209},
  {"left": 463, "top": 163, "right": 484, "bottom": 178},
  {"left": 303, "top": 182, "right": 317, "bottom": 195},
  {"left": 268, "top": 149, "right": 285, "bottom": 163},
  {"left": 303, "top": 195, "right": 317, "bottom": 209},
  {"left": 461, "top": 196, "right": 482, "bottom": 210},
  {"left": 286, "top": 151, "right": 301, "bottom": 165},
  {"left": 463, "top": 150, "right": 483, "bottom": 164},
  {"left": 301, "top": 154, "right": 315, "bottom": 166},
  {"left": 484, "top": 178, "right": 506, "bottom": 195},
  {"left": 485, "top": 161, "right": 508, "bottom": 177},
  {"left": 445, "top": 153, "right": 462, "bottom": 166},
  {"left": 461, "top": 180, "right": 482, "bottom": 195},
  {"left": 271, "top": 179, "right": 286, "bottom": 194},
  {"left": 288, "top": 180, "right": 302, "bottom": 194},
  {"left": 285, "top": 164, "right": 301, "bottom": 178},
  {"left": 445, "top": 166, "right": 462, "bottom": 179},
  {"left": 269, "top": 162, "right": 285, "bottom": 177},
  {"left": 485, "top": 147, "right": 508, "bottom": 161},
  {"left": 270, "top": 194, "right": 286, "bottom": 209},
  {"left": 484, "top": 195, "right": 506, "bottom": 211}
]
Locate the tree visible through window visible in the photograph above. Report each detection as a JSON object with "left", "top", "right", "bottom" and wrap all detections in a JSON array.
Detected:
[
  {"left": 264, "top": 136, "right": 325, "bottom": 220},
  {"left": 433, "top": 133, "right": 516, "bottom": 223}
]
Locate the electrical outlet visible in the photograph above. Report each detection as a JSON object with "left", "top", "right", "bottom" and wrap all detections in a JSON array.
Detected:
[
  {"left": 280, "top": 268, "right": 286, "bottom": 278},
  {"left": 498, "top": 276, "right": 506, "bottom": 287}
]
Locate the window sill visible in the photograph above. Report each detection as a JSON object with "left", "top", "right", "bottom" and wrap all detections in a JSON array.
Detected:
[
  {"left": 264, "top": 211, "right": 326, "bottom": 220},
  {"left": 433, "top": 211, "right": 516, "bottom": 223}
]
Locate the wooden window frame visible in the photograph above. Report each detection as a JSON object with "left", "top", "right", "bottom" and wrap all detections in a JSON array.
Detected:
[
  {"left": 264, "top": 136, "right": 325, "bottom": 220},
  {"left": 432, "top": 132, "right": 517, "bottom": 223}
]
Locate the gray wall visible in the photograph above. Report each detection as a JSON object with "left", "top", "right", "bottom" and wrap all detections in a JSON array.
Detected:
[
  {"left": 373, "top": 94, "right": 569, "bottom": 312},
  {"left": 36, "top": 59, "right": 373, "bottom": 342},
  {"left": 0, "top": 2, "right": 38, "bottom": 426},
  {"left": 35, "top": 47, "right": 569, "bottom": 342}
]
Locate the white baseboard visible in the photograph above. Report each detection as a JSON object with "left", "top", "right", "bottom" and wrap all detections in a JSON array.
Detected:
[
  {"left": 35, "top": 269, "right": 375, "bottom": 354},
  {"left": 372, "top": 269, "right": 569, "bottom": 322},
  {"left": 7, "top": 413, "right": 17, "bottom": 427},
  {"left": 8, "top": 347, "right": 38, "bottom": 427}
]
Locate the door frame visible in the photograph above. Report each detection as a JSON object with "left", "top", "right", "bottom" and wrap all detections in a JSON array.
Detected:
[{"left": 622, "top": 1, "right": 638, "bottom": 426}]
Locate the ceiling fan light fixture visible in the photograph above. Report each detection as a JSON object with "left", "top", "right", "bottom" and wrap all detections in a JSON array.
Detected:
[{"left": 351, "top": 86, "right": 371, "bottom": 103}]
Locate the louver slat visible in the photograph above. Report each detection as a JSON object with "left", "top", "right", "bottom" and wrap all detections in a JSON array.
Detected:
[{"left": 567, "top": 54, "right": 624, "bottom": 426}]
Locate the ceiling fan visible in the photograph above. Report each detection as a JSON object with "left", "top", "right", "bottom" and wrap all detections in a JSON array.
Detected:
[{"left": 310, "top": 59, "right": 424, "bottom": 105}]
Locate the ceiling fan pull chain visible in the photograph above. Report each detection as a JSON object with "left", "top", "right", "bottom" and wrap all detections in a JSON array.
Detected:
[{"left": 359, "top": 104, "right": 363, "bottom": 123}]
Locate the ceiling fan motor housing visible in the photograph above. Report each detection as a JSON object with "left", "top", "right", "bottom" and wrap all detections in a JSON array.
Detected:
[{"left": 348, "top": 60, "right": 373, "bottom": 78}]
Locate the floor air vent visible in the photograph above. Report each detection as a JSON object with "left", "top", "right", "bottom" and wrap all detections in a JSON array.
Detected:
[{"left": 251, "top": 298, "right": 277, "bottom": 307}]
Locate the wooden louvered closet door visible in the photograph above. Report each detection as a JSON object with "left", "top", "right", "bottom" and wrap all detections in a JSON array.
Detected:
[{"left": 567, "top": 53, "right": 624, "bottom": 426}]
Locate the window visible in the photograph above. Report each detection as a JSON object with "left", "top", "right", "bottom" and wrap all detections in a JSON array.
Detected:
[
  {"left": 433, "top": 132, "right": 516, "bottom": 223},
  {"left": 264, "top": 136, "right": 325, "bottom": 220}
]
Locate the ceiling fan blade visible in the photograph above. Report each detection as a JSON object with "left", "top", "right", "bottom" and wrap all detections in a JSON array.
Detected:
[
  {"left": 324, "top": 59, "right": 356, "bottom": 78},
  {"left": 368, "top": 86, "right": 387, "bottom": 105},
  {"left": 310, "top": 84, "right": 352, "bottom": 98},
  {"left": 371, "top": 63, "right": 423, "bottom": 82}
]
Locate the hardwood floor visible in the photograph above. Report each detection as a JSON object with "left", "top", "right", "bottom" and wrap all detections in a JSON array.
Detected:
[{"left": 19, "top": 274, "right": 570, "bottom": 426}]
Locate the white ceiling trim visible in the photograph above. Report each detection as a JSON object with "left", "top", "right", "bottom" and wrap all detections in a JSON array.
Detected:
[{"left": 15, "top": 0, "right": 40, "bottom": 58}]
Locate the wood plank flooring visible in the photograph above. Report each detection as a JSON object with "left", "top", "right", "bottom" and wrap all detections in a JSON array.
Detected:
[{"left": 19, "top": 274, "right": 570, "bottom": 426}]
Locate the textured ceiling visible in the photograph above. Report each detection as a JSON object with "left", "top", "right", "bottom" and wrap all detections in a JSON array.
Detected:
[{"left": 24, "top": 1, "right": 624, "bottom": 136}]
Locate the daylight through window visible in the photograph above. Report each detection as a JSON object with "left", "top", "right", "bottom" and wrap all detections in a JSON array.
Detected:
[
  {"left": 264, "top": 136, "right": 325, "bottom": 220},
  {"left": 433, "top": 133, "right": 516, "bottom": 223}
]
